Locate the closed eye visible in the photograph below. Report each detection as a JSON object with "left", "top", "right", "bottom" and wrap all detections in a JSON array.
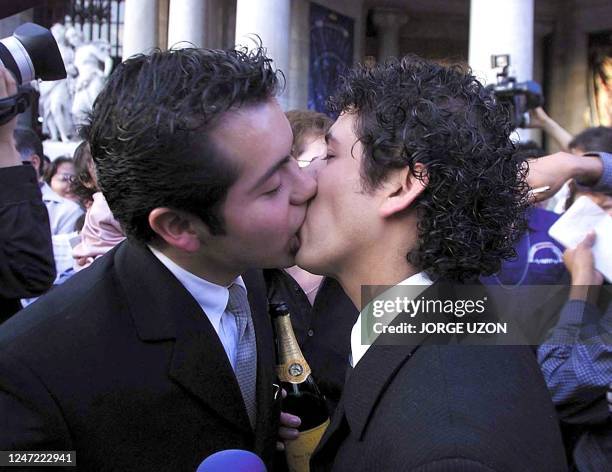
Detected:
[{"left": 264, "top": 184, "right": 282, "bottom": 195}]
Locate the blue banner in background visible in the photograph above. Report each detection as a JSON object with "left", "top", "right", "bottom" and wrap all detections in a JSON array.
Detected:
[{"left": 308, "top": 2, "right": 354, "bottom": 116}]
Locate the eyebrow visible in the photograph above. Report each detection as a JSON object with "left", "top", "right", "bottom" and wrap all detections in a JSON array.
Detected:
[
  {"left": 326, "top": 131, "right": 342, "bottom": 152},
  {"left": 251, "top": 155, "right": 292, "bottom": 191}
]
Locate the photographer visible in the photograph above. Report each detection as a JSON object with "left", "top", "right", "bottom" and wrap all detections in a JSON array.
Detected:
[{"left": 0, "top": 65, "right": 55, "bottom": 322}]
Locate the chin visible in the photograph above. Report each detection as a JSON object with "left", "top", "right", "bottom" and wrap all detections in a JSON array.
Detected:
[
  {"left": 294, "top": 249, "right": 327, "bottom": 276},
  {"left": 264, "top": 251, "right": 296, "bottom": 269}
]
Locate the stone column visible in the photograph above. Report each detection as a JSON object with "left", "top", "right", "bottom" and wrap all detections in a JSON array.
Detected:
[
  {"left": 122, "top": 0, "right": 158, "bottom": 60},
  {"left": 235, "top": 0, "right": 291, "bottom": 109},
  {"left": 469, "top": 0, "right": 534, "bottom": 139},
  {"left": 469, "top": 0, "right": 534, "bottom": 84},
  {"left": 167, "top": 0, "right": 207, "bottom": 49},
  {"left": 372, "top": 8, "right": 408, "bottom": 61}
]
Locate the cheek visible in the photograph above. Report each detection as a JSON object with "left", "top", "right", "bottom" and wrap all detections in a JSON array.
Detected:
[{"left": 227, "top": 200, "right": 292, "bottom": 243}]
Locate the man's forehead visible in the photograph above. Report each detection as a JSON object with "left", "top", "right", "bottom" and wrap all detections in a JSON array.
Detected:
[
  {"left": 209, "top": 100, "right": 292, "bottom": 185},
  {"left": 327, "top": 112, "right": 356, "bottom": 144}
]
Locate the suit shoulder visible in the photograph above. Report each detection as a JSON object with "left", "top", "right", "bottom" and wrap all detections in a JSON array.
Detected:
[
  {"left": 0, "top": 251, "right": 120, "bottom": 352},
  {"left": 380, "top": 345, "right": 565, "bottom": 469}
]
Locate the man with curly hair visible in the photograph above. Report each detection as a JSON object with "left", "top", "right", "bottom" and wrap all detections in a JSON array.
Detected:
[
  {"left": 0, "top": 47, "right": 314, "bottom": 470},
  {"left": 297, "top": 56, "right": 568, "bottom": 470}
]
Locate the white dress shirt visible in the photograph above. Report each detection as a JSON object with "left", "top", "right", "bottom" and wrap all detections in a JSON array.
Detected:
[
  {"left": 149, "top": 246, "right": 246, "bottom": 371},
  {"left": 350, "top": 271, "right": 433, "bottom": 367}
]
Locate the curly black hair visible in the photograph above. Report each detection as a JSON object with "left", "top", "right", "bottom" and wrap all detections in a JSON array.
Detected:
[
  {"left": 329, "top": 55, "right": 530, "bottom": 282},
  {"left": 82, "top": 46, "right": 282, "bottom": 242}
]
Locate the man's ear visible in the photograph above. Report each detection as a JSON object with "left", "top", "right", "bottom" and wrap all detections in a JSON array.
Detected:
[
  {"left": 148, "top": 208, "right": 205, "bottom": 253},
  {"left": 379, "top": 163, "right": 428, "bottom": 218}
]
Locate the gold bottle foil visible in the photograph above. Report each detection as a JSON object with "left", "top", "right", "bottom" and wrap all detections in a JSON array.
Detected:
[{"left": 273, "top": 315, "right": 312, "bottom": 384}]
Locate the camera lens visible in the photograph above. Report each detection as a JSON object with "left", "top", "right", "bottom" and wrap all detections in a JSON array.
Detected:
[{"left": 0, "top": 23, "right": 66, "bottom": 85}]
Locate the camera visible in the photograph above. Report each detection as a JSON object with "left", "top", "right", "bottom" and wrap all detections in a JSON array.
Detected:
[
  {"left": 0, "top": 23, "right": 66, "bottom": 85},
  {"left": 486, "top": 54, "right": 543, "bottom": 129},
  {"left": 0, "top": 23, "right": 66, "bottom": 125}
]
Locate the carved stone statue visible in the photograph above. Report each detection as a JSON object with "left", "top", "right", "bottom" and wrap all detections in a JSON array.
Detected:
[
  {"left": 39, "top": 24, "right": 113, "bottom": 141},
  {"left": 38, "top": 23, "right": 76, "bottom": 142},
  {"left": 68, "top": 27, "right": 113, "bottom": 126}
]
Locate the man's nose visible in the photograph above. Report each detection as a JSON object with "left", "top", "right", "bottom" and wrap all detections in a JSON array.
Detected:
[{"left": 290, "top": 165, "right": 317, "bottom": 205}]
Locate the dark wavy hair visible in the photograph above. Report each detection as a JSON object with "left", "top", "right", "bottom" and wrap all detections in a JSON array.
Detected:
[
  {"left": 43, "top": 156, "right": 74, "bottom": 186},
  {"left": 329, "top": 55, "right": 530, "bottom": 281},
  {"left": 70, "top": 141, "right": 97, "bottom": 207},
  {"left": 569, "top": 126, "right": 612, "bottom": 153},
  {"left": 82, "top": 46, "right": 282, "bottom": 242}
]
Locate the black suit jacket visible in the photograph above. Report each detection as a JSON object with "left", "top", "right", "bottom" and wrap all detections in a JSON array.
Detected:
[
  {"left": 0, "top": 240, "right": 280, "bottom": 471},
  {"left": 0, "top": 165, "right": 55, "bottom": 323},
  {"left": 311, "top": 283, "right": 568, "bottom": 472}
]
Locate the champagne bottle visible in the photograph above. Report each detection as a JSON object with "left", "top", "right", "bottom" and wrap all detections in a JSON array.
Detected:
[{"left": 270, "top": 302, "right": 330, "bottom": 472}]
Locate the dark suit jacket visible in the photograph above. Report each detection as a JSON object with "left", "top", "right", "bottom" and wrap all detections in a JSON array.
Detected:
[
  {"left": 311, "top": 283, "right": 568, "bottom": 472},
  {"left": 0, "top": 240, "right": 280, "bottom": 471},
  {"left": 0, "top": 165, "right": 55, "bottom": 323}
]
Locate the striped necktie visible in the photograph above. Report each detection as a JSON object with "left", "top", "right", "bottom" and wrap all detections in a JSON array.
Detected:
[{"left": 227, "top": 283, "right": 257, "bottom": 429}]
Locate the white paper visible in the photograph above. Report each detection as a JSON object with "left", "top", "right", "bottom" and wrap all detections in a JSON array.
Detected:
[{"left": 548, "top": 196, "right": 612, "bottom": 282}]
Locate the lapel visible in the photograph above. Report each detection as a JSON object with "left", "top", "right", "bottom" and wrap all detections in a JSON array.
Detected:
[
  {"left": 114, "top": 240, "right": 251, "bottom": 434},
  {"left": 315, "top": 281, "right": 452, "bottom": 449}
]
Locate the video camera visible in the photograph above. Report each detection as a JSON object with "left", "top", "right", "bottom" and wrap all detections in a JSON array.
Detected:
[
  {"left": 486, "top": 54, "right": 543, "bottom": 129},
  {"left": 0, "top": 23, "right": 66, "bottom": 125}
]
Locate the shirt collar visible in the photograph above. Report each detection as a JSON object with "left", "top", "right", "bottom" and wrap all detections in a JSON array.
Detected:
[
  {"left": 350, "top": 271, "right": 433, "bottom": 367},
  {"left": 148, "top": 246, "right": 246, "bottom": 332},
  {"left": 40, "top": 182, "right": 63, "bottom": 203}
]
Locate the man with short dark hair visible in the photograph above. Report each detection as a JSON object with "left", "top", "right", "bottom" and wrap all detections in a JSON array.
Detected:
[{"left": 0, "top": 47, "right": 315, "bottom": 471}]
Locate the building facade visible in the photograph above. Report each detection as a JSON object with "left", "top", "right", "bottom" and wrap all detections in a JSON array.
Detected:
[{"left": 1, "top": 0, "right": 611, "bottom": 149}]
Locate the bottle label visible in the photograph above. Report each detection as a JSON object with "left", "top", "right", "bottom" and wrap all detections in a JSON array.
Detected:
[
  {"left": 285, "top": 418, "right": 330, "bottom": 472},
  {"left": 274, "top": 315, "right": 312, "bottom": 383},
  {"left": 277, "top": 358, "right": 312, "bottom": 384}
]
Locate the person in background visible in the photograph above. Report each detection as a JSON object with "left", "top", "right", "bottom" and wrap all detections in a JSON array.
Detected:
[
  {"left": 529, "top": 107, "right": 612, "bottom": 215},
  {"left": 285, "top": 110, "right": 330, "bottom": 169},
  {"left": 44, "top": 156, "right": 79, "bottom": 203},
  {"left": 0, "top": 67, "right": 55, "bottom": 322},
  {"left": 569, "top": 127, "right": 612, "bottom": 156},
  {"left": 527, "top": 151, "right": 612, "bottom": 202},
  {"left": 528, "top": 107, "right": 574, "bottom": 153},
  {"left": 14, "top": 129, "right": 84, "bottom": 304},
  {"left": 14, "top": 128, "right": 83, "bottom": 235},
  {"left": 70, "top": 140, "right": 97, "bottom": 209},
  {"left": 70, "top": 141, "right": 125, "bottom": 270},
  {"left": 481, "top": 152, "right": 569, "bottom": 288},
  {"left": 538, "top": 232, "right": 611, "bottom": 470},
  {"left": 563, "top": 127, "right": 612, "bottom": 216}
]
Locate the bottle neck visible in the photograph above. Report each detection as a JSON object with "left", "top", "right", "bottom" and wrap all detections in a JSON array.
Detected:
[{"left": 272, "top": 314, "right": 312, "bottom": 384}]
